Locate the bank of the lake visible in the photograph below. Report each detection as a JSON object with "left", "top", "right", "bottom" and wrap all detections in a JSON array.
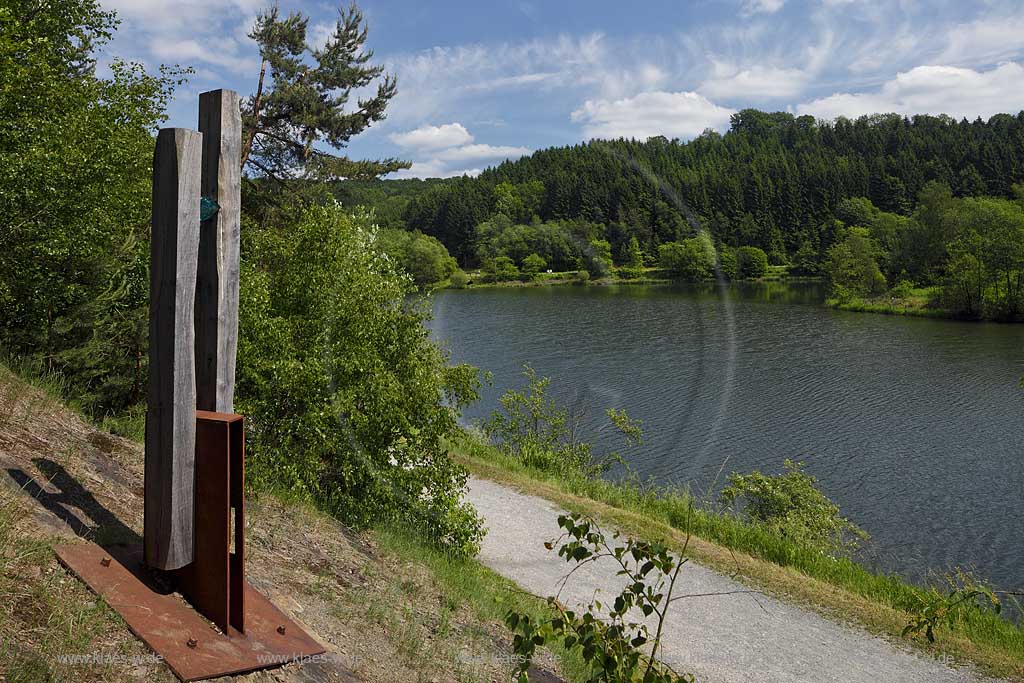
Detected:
[
  {"left": 446, "top": 264, "right": 804, "bottom": 291},
  {"left": 427, "top": 283, "right": 1024, "bottom": 598},
  {"left": 448, "top": 271, "right": 1020, "bottom": 325},
  {"left": 825, "top": 285, "right": 960, "bottom": 320}
]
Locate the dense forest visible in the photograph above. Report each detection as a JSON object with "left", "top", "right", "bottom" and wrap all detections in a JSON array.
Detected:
[
  {"left": 333, "top": 110, "right": 1024, "bottom": 319},
  {"left": 398, "top": 111, "right": 1024, "bottom": 269}
]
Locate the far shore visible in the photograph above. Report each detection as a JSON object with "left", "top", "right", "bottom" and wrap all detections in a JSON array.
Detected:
[{"left": 437, "top": 271, "right": 1020, "bottom": 323}]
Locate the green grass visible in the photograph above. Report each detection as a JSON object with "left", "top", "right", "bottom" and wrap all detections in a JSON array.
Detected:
[
  {"left": 826, "top": 287, "right": 954, "bottom": 319},
  {"left": 450, "top": 264, "right": 807, "bottom": 290},
  {"left": 454, "top": 269, "right": 610, "bottom": 289},
  {"left": 0, "top": 349, "right": 146, "bottom": 441},
  {"left": 453, "top": 434, "right": 1024, "bottom": 679},
  {"left": 0, "top": 487, "right": 147, "bottom": 682},
  {"left": 373, "top": 522, "right": 593, "bottom": 683}
]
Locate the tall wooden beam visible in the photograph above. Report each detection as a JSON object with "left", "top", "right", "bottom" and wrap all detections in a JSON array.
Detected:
[
  {"left": 195, "top": 90, "right": 242, "bottom": 413},
  {"left": 146, "top": 128, "right": 203, "bottom": 571}
]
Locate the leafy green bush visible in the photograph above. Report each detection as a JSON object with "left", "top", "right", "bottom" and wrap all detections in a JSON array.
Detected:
[
  {"left": 890, "top": 279, "right": 916, "bottom": 299},
  {"left": 237, "top": 204, "right": 484, "bottom": 555},
  {"left": 658, "top": 232, "right": 717, "bottom": 280},
  {"left": 377, "top": 228, "right": 457, "bottom": 288},
  {"left": 521, "top": 253, "right": 547, "bottom": 279},
  {"left": 718, "top": 246, "right": 737, "bottom": 280},
  {"left": 575, "top": 269, "right": 591, "bottom": 284},
  {"left": 582, "top": 239, "right": 613, "bottom": 278},
  {"left": 507, "top": 513, "right": 694, "bottom": 683},
  {"left": 720, "top": 459, "right": 868, "bottom": 555},
  {"left": 826, "top": 227, "right": 887, "bottom": 300},
  {"left": 448, "top": 269, "right": 469, "bottom": 288},
  {"left": 904, "top": 568, "right": 1003, "bottom": 643},
  {"left": 483, "top": 366, "right": 639, "bottom": 478},
  {"left": 480, "top": 255, "right": 520, "bottom": 282},
  {"left": 0, "top": 0, "right": 182, "bottom": 416},
  {"left": 736, "top": 246, "right": 769, "bottom": 278}
]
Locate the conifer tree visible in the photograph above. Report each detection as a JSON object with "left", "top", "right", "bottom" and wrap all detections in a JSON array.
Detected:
[{"left": 241, "top": 3, "right": 408, "bottom": 181}]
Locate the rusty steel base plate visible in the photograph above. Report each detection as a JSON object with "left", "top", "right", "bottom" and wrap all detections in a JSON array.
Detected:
[{"left": 54, "top": 542, "right": 325, "bottom": 681}]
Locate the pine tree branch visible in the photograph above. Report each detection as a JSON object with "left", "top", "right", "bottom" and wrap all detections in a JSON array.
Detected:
[{"left": 240, "top": 57, "right": 268, "bottom": 171}]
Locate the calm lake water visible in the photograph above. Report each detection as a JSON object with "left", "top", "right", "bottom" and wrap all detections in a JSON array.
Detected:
[{"left": 428, "top": 282, "right": 1024, "bottom": 592}]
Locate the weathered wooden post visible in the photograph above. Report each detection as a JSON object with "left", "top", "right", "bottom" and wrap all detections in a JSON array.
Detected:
[
  {"left": 173, "top": 89, "right": 247, "bottom": 634},
  {"left": 145, "top": 128, "right": 203, "bottom": 571},
  {"left": 195, "top": 89, "right": 241, "bottom": 413},
  {"left": 55, "top": 91, "right": 324, "bottom": 681}
]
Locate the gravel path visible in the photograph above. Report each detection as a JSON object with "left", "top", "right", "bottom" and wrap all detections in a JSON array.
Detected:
[{"left": 467, "top": 477, "right": 1000, "bottom": 683}]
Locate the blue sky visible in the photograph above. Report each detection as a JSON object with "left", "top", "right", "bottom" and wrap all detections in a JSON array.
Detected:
[{"left": 98, "top": 0, "right": 1024, "bottom": 178}]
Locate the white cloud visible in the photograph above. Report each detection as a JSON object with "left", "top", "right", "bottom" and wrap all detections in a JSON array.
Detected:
[
  {"left": 699, "top": 64, "right": 809, "bottom": 99},
  {"left": 435, "top": 143, "right": 530, "bottom": 163},
  {"left": 797, "top": 61, "right": 1024, "bottom": 121},
  {"left": 379, "top": 33, "right": 682, "bottom": 126},
  {"left": 308, "top": 22, "right": 336, "bottom": 51},
  {"left": 100, "top": 0, "right": 264, "bottom": 77},
  {"left": 101, "top": 0, "right": 264, "bottom": 31},
  {"left": 743, "top": 0, "right": 786, "bottom": 15},
  {"left": 389, "top": 123, "right": 474, "bottom": 150},
  {"left": 381, "top": 34, "right": 610, "bottom": 124},
  {"left": 571, "top": 91, "right": 735, "bottom": 140},
  {"left": 387, "top": 124, "right": 529, "bottom": 178},
  {"left": 392, "top": 161, "right": 483, "bottom": 179}
]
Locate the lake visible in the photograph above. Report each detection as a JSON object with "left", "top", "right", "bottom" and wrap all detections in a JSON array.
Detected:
[{"left": 428, "top": 282, "right": 1024, "bottom": 593}]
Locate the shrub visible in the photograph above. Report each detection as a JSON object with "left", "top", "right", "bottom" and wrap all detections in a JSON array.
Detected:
[
  {"left": 521, "top": 253, "right": 547, "bottom": 279},
  {"left": 575, "top": 269, "right": 591, "bottom": 284},
  {"left": 658, "top": 232, "right": 717, "bottom": 280},
  {"left": 720, "top": 459, "right": 868, "bottom": 555},
  {"left": 736, "top": 246, "right": 769, "bottom": 279},
  {"left": 507, "top": 513, "right": 694, "bottom": 683},
  {"left": 890, "top": 279, "right": 915, "bottom": 299},
  {"left": 581, "top": 239, "right": 613, "bottom": 277},
  {"left": 378, "top": 229, "right": 457, "bottom": 288},
  {"left": 904, "top": 568, "right": 1002, "bottom": 643},
  {"left": 237, "top": 204, "right": 484, "bottom": 556},
  {"left": 826, "top": 227, "right": 887, "bottom": 299},
  {"left": 483, "top": 366, "right": 640, "bottom": 479},
  {"left": 718, "top": 246, "right": 737, "bottom": 280},
  {"left": 481, "top": 256, "right": 520, "bottom": 282},
  {"left": 448, "top": 269, "right": 469, "bottom": 288}
]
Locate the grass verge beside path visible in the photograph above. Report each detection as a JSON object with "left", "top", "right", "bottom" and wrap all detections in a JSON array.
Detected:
[{"left": 453, "top": 436, "right": 1024, "bottom": 680}]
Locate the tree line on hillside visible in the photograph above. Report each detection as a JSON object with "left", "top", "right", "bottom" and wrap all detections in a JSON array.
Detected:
[{"left": 396, "top": 110, "right": 1024, "bottom": 272}]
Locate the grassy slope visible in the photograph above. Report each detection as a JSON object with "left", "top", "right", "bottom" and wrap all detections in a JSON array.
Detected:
[
  {"left": 0, "top": 363, "right": 575, "bottom": 683},
  {"left": 453, "top": 436, "right": 1024, "bottom": 680}
]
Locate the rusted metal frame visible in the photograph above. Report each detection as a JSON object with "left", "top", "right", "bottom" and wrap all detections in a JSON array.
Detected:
[
  {"left": 174, "top": 411, "right": 245, "bottom": 635},
  {"left": 53, "top": 543, "right": 325, "bottom": 682}
]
